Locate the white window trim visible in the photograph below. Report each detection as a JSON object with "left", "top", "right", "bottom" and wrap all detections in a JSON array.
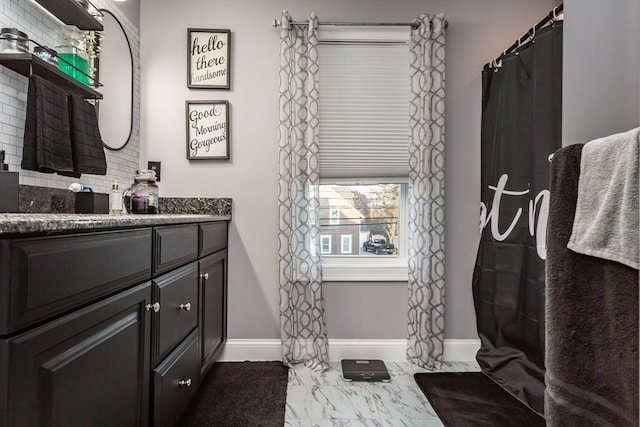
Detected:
[
  {"left": 322, "top": 256, "right": 408, "bottom": 281},
  {"left": 319, "top": 25, "right": 410, "bottom": 43},
  {"left": 320, "top": 235, "right": 332, "bottom": 254},
  {"left": 340, "top": 235, "right": 352, "bottom": 254},
  {"left": 321, "top": 183, "right": 408, "bottom": 282}
]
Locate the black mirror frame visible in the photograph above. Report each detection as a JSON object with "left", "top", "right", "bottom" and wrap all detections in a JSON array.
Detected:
[{"left": 96, "top": 8, "right": 134, "bottom": 151}]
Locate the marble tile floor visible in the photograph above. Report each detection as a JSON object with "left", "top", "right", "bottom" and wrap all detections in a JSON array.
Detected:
[{"left": 285, "top": 360, "right": 481, "bottom": 427}]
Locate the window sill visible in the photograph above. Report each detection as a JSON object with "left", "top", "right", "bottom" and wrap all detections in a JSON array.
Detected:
[{"left": 321, "top": 257, "right": 408, "bottom": 282}]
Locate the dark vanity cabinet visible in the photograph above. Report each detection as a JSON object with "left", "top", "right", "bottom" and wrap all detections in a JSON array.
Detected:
[{"left": 0, "top": 219, "right": 229, "bottom": 427}]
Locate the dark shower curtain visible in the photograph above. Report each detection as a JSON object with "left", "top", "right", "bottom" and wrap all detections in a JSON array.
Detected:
[{"left": 472, "top": 21, "right": 562, "bottom": 415}]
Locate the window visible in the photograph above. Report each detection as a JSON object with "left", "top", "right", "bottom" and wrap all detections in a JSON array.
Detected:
[
  {"left": 319, "top": 183, "right": 408, "bottom": 281},
  {"left": 317, "top": 26, "right": 410, "bottom": 281},
  {"left": 341, "top": 235, "right": 352, "bottom": 254},
  {"left": 330, "top": 208, "right": 339, "bottom": 224},
  {"left": 320, "top": 235, "right": 332, "bottom": 254}
]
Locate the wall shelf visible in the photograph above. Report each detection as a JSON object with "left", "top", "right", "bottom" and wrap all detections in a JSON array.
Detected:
[
  {"left": 0, "top": 53, "right": 102, "bottom": 99},
  {"left": 34, "top": 0, "right": 103, "bottom": 31}
]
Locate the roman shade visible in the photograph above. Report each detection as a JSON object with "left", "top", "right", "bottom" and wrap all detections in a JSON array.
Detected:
[{"left": 318, "top": 27, "right": 410, "bottom": 180}]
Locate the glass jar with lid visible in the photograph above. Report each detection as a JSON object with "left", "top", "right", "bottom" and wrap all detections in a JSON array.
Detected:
[
  {"left": 129, "top": 169, "right": 159, "bottom": 214},
  {"left": 33, "top": 46, "right": 58, "bottom": 65},
  {"left": 0, "top": 28, "right": 29, "bottom": 53}
]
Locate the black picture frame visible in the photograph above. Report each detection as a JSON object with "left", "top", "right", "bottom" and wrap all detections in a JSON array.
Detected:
[
  {"left": 186, "top": 100, "right": 230, "bottom": 160},
  {"left": 187, "top": 28, "right": 231, "bottom": 89}
]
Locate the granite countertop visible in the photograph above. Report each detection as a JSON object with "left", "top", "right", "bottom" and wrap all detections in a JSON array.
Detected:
[{"left": 0, "top": 213, "right": 231, "bottom": 236}]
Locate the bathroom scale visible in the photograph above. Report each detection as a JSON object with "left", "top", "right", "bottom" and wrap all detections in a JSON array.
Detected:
[{"left": 341, "top": 359, "right": 390, "bottom": 382}]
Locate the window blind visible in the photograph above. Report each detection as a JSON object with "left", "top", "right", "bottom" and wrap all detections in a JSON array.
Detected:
[{"left": 318, "top": 39, "right": 410, "bottom": 180}]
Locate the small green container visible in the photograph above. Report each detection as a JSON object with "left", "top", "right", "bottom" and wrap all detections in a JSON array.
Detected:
[{"left": 56, "top": 39, "right": 90, "bottom": 85}]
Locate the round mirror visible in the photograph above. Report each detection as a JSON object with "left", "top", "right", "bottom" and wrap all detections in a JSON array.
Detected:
[{"left": 97, "top": 9, "right": 133, "bottom": 150}]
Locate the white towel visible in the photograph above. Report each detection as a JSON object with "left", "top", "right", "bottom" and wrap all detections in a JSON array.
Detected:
[{"left": 567, "top": 127, "right": 639, "bottom": 270}]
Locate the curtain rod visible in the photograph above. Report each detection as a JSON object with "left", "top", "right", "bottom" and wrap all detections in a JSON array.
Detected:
[
  {"left": 490, "top": 2, "right": 563, "bottom": 68},
  {"left": 272, "top": 19, "right": 448, "bottom": 31}
]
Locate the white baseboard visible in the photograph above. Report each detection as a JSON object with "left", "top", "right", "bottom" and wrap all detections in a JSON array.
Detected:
[
  {"left": 442, "top": 339, "right": 481, "bottom": 362},
  {"left": 219, "top": 338, "right": 480, "bottom": 363}
]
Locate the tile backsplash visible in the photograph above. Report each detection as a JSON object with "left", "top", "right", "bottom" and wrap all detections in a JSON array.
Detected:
[
  {"left": 0, "top": 0, "right": 140, "bottom": 194},
  {"left": 18, "top": 184, "right": 233, "bottom": 216}
]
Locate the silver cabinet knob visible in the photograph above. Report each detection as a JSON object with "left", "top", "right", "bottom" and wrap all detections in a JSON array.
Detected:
[
  {"left": 179, "top": 302, "right": 191, "bottom": 311},
  {"left": 178, "top": 379, "right": 192, "bottom": 388},
  {"left": 145, "top": 302, "right": 160, "bottom": 312},
  {"left": 200, "top": 272, "right": 209, "bottom": 280}
]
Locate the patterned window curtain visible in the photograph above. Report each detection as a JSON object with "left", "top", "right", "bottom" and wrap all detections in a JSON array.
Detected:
[
  {"left": 406, "top": 13, "right": 447, "bottom": 369},
  {"left": 277, "top": 11, "right": 329, "bottom": 372}
]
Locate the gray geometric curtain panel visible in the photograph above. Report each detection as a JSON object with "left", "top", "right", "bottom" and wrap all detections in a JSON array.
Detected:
[
  {"left": 277, "top": 11, "right": 329, "bottom": 372},
  {"left": 406, "top": 13, "right": 447, "bottom": 369}
]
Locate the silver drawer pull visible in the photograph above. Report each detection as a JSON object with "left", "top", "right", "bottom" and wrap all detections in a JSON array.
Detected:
[
  {"left": 145, "top": 302, "right": 160, "bottom": 313},
  {"left": 200, "top": 272, "right": 209, "bottom": 280},
  {"left": 178, "top": 379, "right": 192, "bottom": 388},
  {"left": 179, "top": 302, "right": 192, "bottom": 311}
]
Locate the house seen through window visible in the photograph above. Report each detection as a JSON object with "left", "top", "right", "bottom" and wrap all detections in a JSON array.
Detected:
[{"left": 319, "top": 184, "right": 403, "bottom": 257}]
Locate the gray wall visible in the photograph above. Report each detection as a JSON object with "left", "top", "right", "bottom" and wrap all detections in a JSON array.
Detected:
[
  {"left": 139, "top": 0, "right": 557, "bottom": 341},
  {"left": 563, "top": 0, "right": 639, "bottom": 145},
  {"left": 114, "top": 0, "right": 140, "bottom": 29}
]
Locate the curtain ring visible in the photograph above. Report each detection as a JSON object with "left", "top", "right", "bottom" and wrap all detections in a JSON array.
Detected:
[{"left": 513, "top": 38, "right": 522, "bottom": 55}]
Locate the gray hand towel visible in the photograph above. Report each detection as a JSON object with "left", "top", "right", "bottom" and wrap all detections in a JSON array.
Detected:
[{"left": 567, "top": 127, "right": 639, "bottom": 269}]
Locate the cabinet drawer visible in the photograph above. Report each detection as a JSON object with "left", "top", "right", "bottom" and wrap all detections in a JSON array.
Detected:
[
  {"left": 153, "top": 224, "right": 198, "bottom": 276},
  {"left": 153, "top": 262, "right": 198, "bottom": 364},
  {"left": 198, "top": 221, "right": 228, "bottom": 257},
  {"left": 0, "top": 228, "right": 152, "bottom": 335},
  {"left": 153, "top": 329, "right": 199, "bottom": 427}
]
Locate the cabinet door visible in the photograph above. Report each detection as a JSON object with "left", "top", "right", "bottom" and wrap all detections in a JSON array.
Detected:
[
  {"left": 198, "top": 250, "right": 227, "bottom": 377},
  {"left": 2, "top": 282, "right": 152, "bottom": 427}
]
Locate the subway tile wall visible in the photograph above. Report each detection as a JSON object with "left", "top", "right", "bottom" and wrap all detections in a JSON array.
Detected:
[{"left": 0, "top": 0, "right": 140, "bottom": 194}]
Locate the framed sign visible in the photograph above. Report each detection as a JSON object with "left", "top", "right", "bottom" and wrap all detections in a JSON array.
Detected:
[
  {"left": 188, "top": 28, "right": 231, "bottom": 89},
  {"left": 186, "top": 100, "right": 229, "bottom": 160}
]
